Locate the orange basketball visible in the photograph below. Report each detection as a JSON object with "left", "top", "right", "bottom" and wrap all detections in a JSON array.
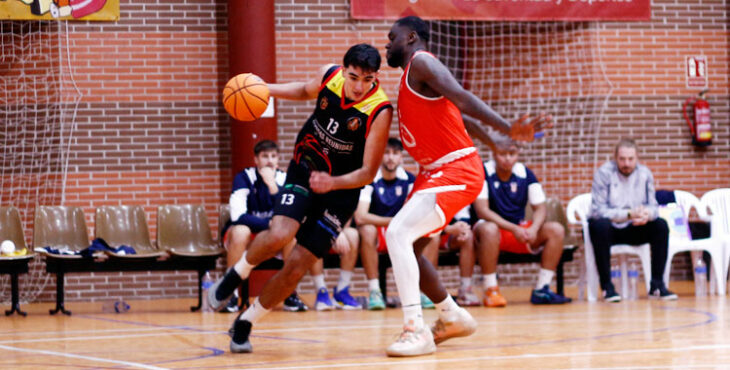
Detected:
[{"left": 222, "top": 73, "right": 270, "bottom": 121}]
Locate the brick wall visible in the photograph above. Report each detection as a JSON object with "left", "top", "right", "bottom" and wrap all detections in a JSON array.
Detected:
[{"left": 3, "top": 0, "right": 727, "bottom": 303}]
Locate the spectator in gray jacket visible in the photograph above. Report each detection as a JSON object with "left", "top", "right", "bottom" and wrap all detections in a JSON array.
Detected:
[{"left": 588, "top": 138, "right": 677, "bottom": 302}]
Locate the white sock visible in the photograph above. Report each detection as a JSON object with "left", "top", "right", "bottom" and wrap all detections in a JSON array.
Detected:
[
  {"left": 484, "top": 273, "right": 498, "bottom": 289},
  {"left": 313, "top": 274, "right": 326, "bottom": 291},
  {"left": 385, "top": 192, "right": 443, "bottom": 331},
  {"left": 461, "top": 277, "right": 472, "bottom": 290},
  {"left": 403, "top": 304, "right": 425, "bottom": 329},
  {"left": 337, "top": 270, "right": 353, "bottom": 292},
  {"left": 240, "top": 297, "right": 270, "bottom": 324},
  {"left": 435, "top": 294, "right": 460, "bottom": 321},
  {"left": 233, "top": 251, "right": 255, "bottom": 279},
  {"left": 368, "top": 279, "right": 380, "bottom": 292},
  {"left": 536, "top": 268, "right": 555, "bottom": 289}
]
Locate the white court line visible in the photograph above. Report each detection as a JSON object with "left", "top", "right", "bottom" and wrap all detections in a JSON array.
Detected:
[
  {"left": 253, "top": 343, "right": 730, "bottom": 369},
  {"left": 580, "top": 365, "right": 730, "bottom": 370},
  {"left": 1, "top": 330, "right": 222, "bottom": 344},
  {"left": 0, "top": 314, "right": 700, "bottom": 345},
  {"left": 0, "top": 343, "right": 168, "bottom": 370}
]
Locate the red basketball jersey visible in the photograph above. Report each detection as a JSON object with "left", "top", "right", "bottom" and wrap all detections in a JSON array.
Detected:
[{"left": 397, "top": 51, "right": 475, "bottom": 168}]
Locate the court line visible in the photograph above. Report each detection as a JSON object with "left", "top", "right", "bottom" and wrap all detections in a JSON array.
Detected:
[
  {"left": 0, "top": 343, "right": 169, "bottom": 370},
  {"left": 185, "top": 306, "right": 718, "bottom": 369},
  {"left": 245, "top": 343, "right": 730, "bottom": 369}
]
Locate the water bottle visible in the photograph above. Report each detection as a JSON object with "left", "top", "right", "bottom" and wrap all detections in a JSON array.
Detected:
[
  {"left": 627, "top": 264, "right": 639, "bottom": 300},
  {"left": 577, "top": 262, "right": 586, "bottom": 301},
  {"left": 102, "top": 300, "right": 130, "bottom": 313},
  {"left": 709, "top": 264, "right": 717, "bottom": 296},
  {"left": 201, "top": 271, "right": 214, "bottom": 312},
  {"left": 694, "top": 259, "right": 708, "bottom": 297},
  {"left": 610, "top": 264, "right": 621, "bottom": 296}
]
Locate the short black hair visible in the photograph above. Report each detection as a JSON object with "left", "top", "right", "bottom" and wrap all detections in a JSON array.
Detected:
[
  {"left": 253, "top": 139, "right": 278, "bottom": 155},
  {"left": 343, "top": 43, "right": 381, "bottom": 73},
  {"left": 386, "top": 137, "right": 403, "bottom": 151},
  {"left": 395, "top": 16, "right": 430, "bottom": 43}
]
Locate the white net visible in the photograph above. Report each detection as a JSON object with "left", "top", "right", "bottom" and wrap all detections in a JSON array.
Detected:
[
  {"left": 0, "top": 20, "right": 81, "bottom": 303},
  {"left": 428, "top": 21, "right": 613, "bottom": 201}
]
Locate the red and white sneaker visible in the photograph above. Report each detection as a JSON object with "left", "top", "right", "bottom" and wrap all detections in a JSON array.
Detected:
[
  {"left": 386, "top": 324, "right": 436, "bottom": 357},
  {"left": 431, "top": 306, "right": 477, "bottom": 345}
]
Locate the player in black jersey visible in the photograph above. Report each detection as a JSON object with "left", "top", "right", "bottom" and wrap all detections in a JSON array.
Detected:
[{"left": 206, "top": 43, "right": 393, "bottom": 354}]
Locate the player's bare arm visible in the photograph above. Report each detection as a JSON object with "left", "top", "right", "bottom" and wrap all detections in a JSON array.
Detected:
[
  {"left": 530, "top": 202, "right": 547, "bottom": 231},
  {"left": 473, "top": 197, "right": 520, "bottom": 234},
  {"left": 411, "top": 55, "right": 553, "bottom": 142},
  {"left": 409, "top": 55, "right": 512, "bottom": 134},
  {"left": 309, "top": 107, "right": 393, "bottom": 193},
  {"left": 354, "top": 200, "right": 393, "bottom": 227},
  {"left": 268, "top": 64, "right": 335, "bottom": 101}
]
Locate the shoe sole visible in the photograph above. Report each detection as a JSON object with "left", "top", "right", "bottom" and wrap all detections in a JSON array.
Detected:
[
  {"left": 368, "top": 305, "right": 385, "bottom": 311},
  {"left": 315, "top": 303, "right": 334, "bottom": 311},
  {"left": 230, "top": 340, "right": 252, "bottom": 353},
  {"left": 385, "top": 345, "right": 436, "bottom": 357},
  {"left": 335, "top": 303, "right": 362, "bottom": 310},
  {"left": 648, "top": 294, "right": 678, "bottom": 301}
]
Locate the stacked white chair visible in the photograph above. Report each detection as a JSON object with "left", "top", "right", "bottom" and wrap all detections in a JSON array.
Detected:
[
  {"left": 567, "top": 193, "right": 652, "bottom": 302},
  {"left": 700, "top": 188, "right": 730, "bottom": 293},
  {"left": 662, "top": 190, "right": 725, "bottom": 295}
]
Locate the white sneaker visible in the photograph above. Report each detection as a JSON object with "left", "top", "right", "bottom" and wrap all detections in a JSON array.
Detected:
[
  {"left": 385, "top": 325, "right": 436, "bottom": 357},
  {"left": 431, "top": 306, "right": 477, "bottom": 345}
]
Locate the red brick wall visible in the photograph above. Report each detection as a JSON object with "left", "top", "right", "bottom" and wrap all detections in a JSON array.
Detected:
[{"left": 4, "top": 0, "right": 727, "bottom": 303}]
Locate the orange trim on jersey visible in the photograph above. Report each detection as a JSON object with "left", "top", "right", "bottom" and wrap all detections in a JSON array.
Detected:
[
  {"left": 364, "top": 101, "right": 391, "bottom": 138},
  {"left": 319, "top": 66, "right": 343, "bottom": 91}
]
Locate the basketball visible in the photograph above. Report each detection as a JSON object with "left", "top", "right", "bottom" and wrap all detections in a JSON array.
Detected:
[{"left": 222, "top": 73, "right": 270, "bottom": 121}]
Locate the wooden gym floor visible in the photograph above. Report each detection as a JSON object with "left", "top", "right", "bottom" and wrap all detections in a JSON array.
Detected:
[{"left": 2, "top": 282, "right": 729, "bottom": 369}]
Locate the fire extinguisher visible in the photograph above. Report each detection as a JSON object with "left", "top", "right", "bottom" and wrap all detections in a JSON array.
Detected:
[{"left": 683, "top": 89, "right": 712, "bottom": 146}]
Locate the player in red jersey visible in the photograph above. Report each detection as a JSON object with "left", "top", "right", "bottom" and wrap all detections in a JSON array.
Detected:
[{"left": 384, "top": 16, "right": 552, "bottom": 357}]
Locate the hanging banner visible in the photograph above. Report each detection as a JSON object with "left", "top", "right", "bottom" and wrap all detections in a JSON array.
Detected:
[
  {"left": 351, "top": 0, "right": 650, "bottom": 21},
  {"left": 0, "top": 0, "right": 119, "bottom": 21}
]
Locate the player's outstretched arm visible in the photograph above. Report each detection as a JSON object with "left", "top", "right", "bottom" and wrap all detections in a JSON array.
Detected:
[
  {"left": 409, "top": 55, "right": 512, "bottom": 134},
  {"left": 309, "top": 107, "right": 393, "bottom": 193},
  {"left": 268, "top": 64, "right": 335, "bottom": 101},
  {"left": 412, "top": 56, "right": 553, "bottom": 142}
]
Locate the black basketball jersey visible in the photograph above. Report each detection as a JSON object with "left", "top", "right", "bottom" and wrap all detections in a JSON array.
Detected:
[{"left": 292, "top": 66, "right": 392, "bottom": 176}]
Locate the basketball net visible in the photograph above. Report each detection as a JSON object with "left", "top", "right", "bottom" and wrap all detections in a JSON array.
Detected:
[
  {"left": 0, "top": 20, "right": 82, "bottom": 304},
  {"left": 428, "top": 21, "right": 613, "bottom": 201}
]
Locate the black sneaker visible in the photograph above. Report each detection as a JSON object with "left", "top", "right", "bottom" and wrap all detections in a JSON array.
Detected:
[
  {"left": 283, "top": 292, "right": 308, "bottom": 312},
  {"left": 230, "top": 318, "right": 253, "bottom": 353},
  {"left": 603, "top": 288, "right": 621, "bottom": 303},
  {"left": 648, "top": 281, "right": 678, "bottom": 301},
  {"left": 207, "top": 268, "right": 243, "bottom": 312}
]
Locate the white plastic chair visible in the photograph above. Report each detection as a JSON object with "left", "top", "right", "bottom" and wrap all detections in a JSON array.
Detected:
[
  {"left": 700, "top": 188, "right": 730, "bottom": 293},
  {"left": 662, "top": 190, "right": 725, "bottom": 295},
  {"left": 566, "top": 193, "right": 652, "bottom": 302}
]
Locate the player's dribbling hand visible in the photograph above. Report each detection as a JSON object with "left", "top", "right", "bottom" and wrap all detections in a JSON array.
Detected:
[
  {"left": 309, "top": 171, "right": 334, "bottom": 193},
  {"left": 509, "top": 112, "right": 554, "bottom": 142}
]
